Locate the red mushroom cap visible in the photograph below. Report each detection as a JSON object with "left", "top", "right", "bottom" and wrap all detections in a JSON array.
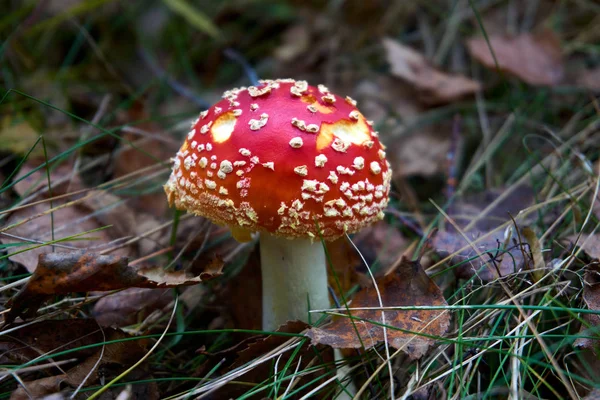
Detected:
[{"left": 164, "top": 79, "right": 391, "bottom": 241}]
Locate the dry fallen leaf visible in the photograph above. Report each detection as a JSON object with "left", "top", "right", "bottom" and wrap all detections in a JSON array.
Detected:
[
  {"left": 11, "top": 371, "right": 160, "bottom": 400},
  {"left": 229, "top": 321, "right": 312, "bottom": 370},
  {"left": 433, "top": 186, "right": 535, "bottom": 281},
  {"left": 79, "top": 190, "right": 166, "bottom": 256},
  {"left": 195, "top": 334, "right": 263, "bottom": 367},
  {"left": 93, "top": 287, "right": 173, "bottom": 327},
  {"left": 1, "top": 319, "right": 156, "bottom": 400},
  {"left": 13, "top": 162, "right": 85, "bottom": 198},
  {"left": 574, "top": 263, "right": 600, "bottom": 354},
  {"left": 307, "top": 257, "right": 450, "bottom": 359},
  {"left": 200, "top": 320, "right": 333, "bottom": 399},
  {"left": 1, "top": 201, "right": 127, "bottom": 273},
  {"left": 382, "top": 37, "right": 481, "bottom": 105},
  {"left": 2, "top": 188, "right": 167, "bottom": 272},
  {"left": 466, "top": 30, "right": 564, "bottom": 86},
  {"left": 389, "top": 129, "right": 451, "bottom": 178},
  {"left": 354, "top": 221, "right": 408, "bottom": 272},
  {"left": 79, "top": 190, "right": 139, "bottom": 241},
  {"left": 327, "top": 221, "right": 408, "bottom": 296},
  {"left": 352, "top": 76, "right": 452, "bottom": 178},
  {"left": 353, "top": 76, "right": 423, "bottom": 125},
  {"left": 0, "top": 319, "right": 117, "bottom": 364},
  {"left": 113, "top": 131, "right": 177, "bottom": 217},
  {"left": 567, "top": 234, "right": 600, "bottom": 260},
  {"left": 326, "top": 238, "right": 363, "bottom": 297},
  {"left": 221, "top": 246, "right": 263, "bottom": 331},
  {"left": 577, "top": 68, "right": 600, "bottom": 91},
  {"left": 6, "top": 251, "right": 223, "bottom": 322}
]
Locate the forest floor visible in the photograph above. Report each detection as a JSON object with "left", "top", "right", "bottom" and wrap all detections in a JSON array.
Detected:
[{"left": 1, "top": 1, "right": 600, "bottom": 399}]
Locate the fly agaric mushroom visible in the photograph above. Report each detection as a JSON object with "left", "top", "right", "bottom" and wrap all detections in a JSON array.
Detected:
[{"left": 165, "top": 79, "right": 391, "bottom": 330}]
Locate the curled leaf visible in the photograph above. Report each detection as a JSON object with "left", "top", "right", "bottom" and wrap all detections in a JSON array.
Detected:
[{"left": 6, "top": 251, "right": 223, "bottom": 322}]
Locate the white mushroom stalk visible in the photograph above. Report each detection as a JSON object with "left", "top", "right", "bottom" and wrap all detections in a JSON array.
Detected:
[{"left": 259, "top": 234, "right": 329, "bottom": 331}]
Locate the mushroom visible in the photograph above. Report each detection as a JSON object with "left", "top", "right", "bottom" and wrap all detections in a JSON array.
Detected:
[{"left": 164, "top": 79, "right": 391, "bottom": 330}]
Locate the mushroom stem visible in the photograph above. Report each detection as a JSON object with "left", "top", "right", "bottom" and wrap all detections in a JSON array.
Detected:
[{"left": 259, "top": 234, "right": 329, "bottom": 331}]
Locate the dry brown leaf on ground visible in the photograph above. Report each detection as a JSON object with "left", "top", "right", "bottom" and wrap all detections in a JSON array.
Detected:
[
  {"left": 79, "top": 189, "right": 165, "bottom": 256},
  {"left": 354, "top": 221, "right": 408, "bottom": 272},
  {"left": 13, "top": 162, "right": 85, "bottom": 198},
  {"left": 11, "top": 371, "right": 159, "bottom": 400},
  {"left": 307, "top": 257, "right": 450, "bottom": 359},
  {"left": 195, "top": 334, "right": 263, "bottom": 367},
  {"left": 574, "top": 263, "right": 600, "bottom": 353},
  {"left": 382, "top": 37, "right": 481, "bottom": 105},
  {"left": 2, "top": 188, "right": 166, "bottom": 271},
  {"left": 174, "top": 221, "right": 239, "bottom": 274},
  {"left": 352, "top": 77, "right": 452, "bottom": 178},
  {"left": 326, "top": 238, "right": 363, "bottom": 297},
  {"left": 466, "top": 30, "right": 564, "bottom": 86},
  {"left": 93, "top": 287, "right": 173, "bottom": 327},
  {"left": 198, "top": 320, "right": 333, "bottom": 399},
  {"left": 433, "top": 186, "right": 535, "bottom": 281},
  {"left": 79, "top": 190, "right": 139, "bottom": 241},
  {"left": 577, "top": 67, "right": 600, "bottom": 91},
  {"left": 353, "top": 76, "right": 423, "bottom": 124},
  {"left": 228, "top": 321, "right": 312, "bottom": 370},
  {"left": 221, "top": 247, "right": 263, "bottom": 331},
  {"left": 10, "top": 344, "right": 157, "bottom": 400},
  {"left": 1, "top": 200, "right": 128, "bottom": 273},
  {"left": 6, "top": 251, "right": 223, "bottom": 322},
  {"left": 327, "top": 221, "right": 408, "bottom": 296},
  {"left": 3, "top": 319, "right": 156, "bottom": 400},
  {"left": 389, "top": 129, "right": 451, "bottom": 178},
  {"left": 567, "top": 234, "right": 600, "bottom": 260},
  {"left": 112, "top": 113, "right": 179, "bottom": 217},
  {"left": 199, "top": 230, "right": 257, "bottom": 331},
  {"left": 0, "top": 319, "right": 121, "bottom": 364}
]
